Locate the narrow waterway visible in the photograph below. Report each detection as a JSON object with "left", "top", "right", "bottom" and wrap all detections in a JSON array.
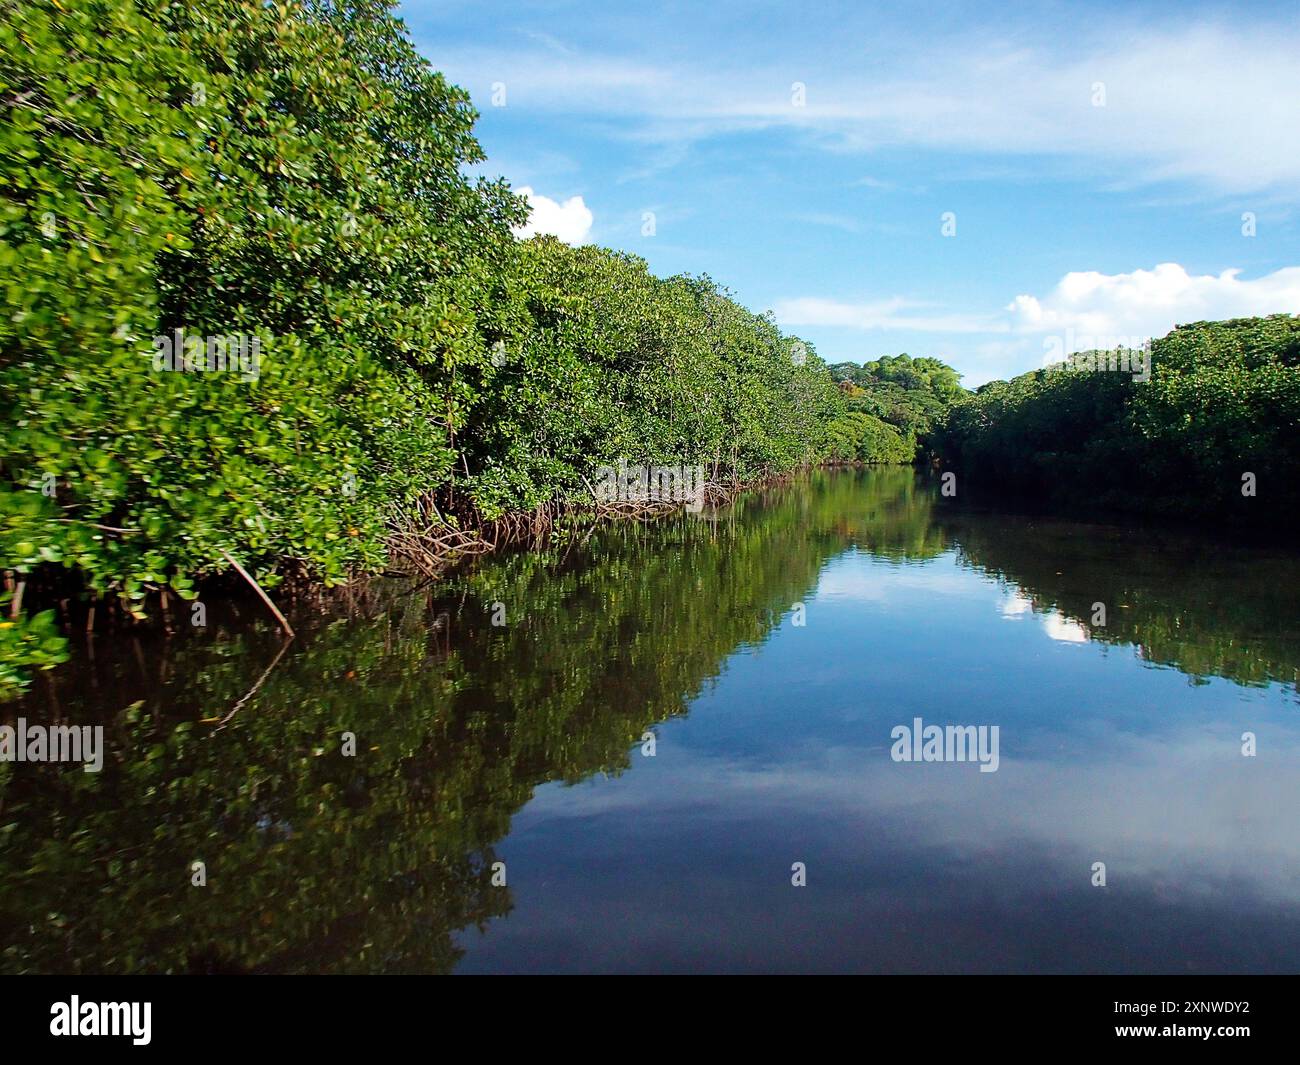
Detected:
[{"left": 2, "top": 468, "right": 1297, "bottom": 973}]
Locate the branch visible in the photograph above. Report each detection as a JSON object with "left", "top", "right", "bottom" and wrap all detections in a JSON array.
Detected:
[{"left": 219, "top": 549, "right": 295, "bottom": 637}]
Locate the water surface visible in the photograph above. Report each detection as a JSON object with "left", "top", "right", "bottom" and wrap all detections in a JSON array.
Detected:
[{"left": 2, "top": 469, "right": 1297, "bottom": 973}]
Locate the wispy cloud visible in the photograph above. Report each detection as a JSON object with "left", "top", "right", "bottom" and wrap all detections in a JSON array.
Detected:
[
  {"left": 425, "top": 20, "right": 1300, "bottom": 196},
  {"left": 1007, "top": 263, "right": 1300, "bottom": 342},
  {"left": 774, "top": 296, "right": 1004, "bottom": 334},
  {"left": 779, "top": 263, "right": 1300, "bottom": 343},
  {"left": 516, "top": 29, "right": 576, "bottom": 56},
  {"left": 790, "top": 212, "right": 869, "bottom": 235}
]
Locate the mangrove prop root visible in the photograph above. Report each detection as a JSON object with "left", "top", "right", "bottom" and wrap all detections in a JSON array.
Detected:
[{"left": 219, "top": 549, "right": 296, "bottom": 638}]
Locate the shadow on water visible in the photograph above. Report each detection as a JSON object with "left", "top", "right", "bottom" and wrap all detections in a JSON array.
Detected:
[{"left": 1, "top": 468, "right": 1296, "bottom": 972}]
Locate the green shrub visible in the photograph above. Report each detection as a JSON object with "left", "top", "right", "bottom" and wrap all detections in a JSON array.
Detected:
[
  {"left": 0, "top": 0, "right": 853, "bottom": 695},
  {"left": 935, "top": 316, "right": 1300, "bottom": 521}
]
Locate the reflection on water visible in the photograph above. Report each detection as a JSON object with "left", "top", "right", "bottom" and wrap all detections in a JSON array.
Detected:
[{"left": 1, "top": 469, "right": 1297, "bottom": 973}]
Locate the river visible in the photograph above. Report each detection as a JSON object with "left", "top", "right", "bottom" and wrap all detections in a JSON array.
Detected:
[{"left": 2, "top": 468, "right": 1297, "bottom": 973}]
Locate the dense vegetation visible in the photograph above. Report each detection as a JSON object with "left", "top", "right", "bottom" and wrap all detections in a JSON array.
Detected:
[
  {"left": 828, "top": 354, "right": 966, "bottom": 463},
  {"left": 11, "top": 0, "right": 1278, "bottom": 705},
  {"left": 935, "top": 316, "right": 1300, "bottom": 523},
  {"left": 945, "top": 509, "right": 1300, "bottom": 691},
  {"left": 0, "top": 0, "right": 930, "bottom": 696}
]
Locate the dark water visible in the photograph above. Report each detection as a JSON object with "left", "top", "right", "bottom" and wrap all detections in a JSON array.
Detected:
[{"left": 2, "top": 469, "right": 1298, "bottom": 974}]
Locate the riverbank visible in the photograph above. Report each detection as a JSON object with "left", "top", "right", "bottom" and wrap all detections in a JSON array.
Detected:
[
  {"left": 6, "top": 461, "right": 904, "bottom": 654},
  {"left": 7, "top": 0, "right": 931, "bottom": 696}
]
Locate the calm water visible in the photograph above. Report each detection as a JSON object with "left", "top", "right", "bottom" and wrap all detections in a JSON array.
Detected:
[{"left": 2, "top": 468, "right": 1298, "bottom": 973}]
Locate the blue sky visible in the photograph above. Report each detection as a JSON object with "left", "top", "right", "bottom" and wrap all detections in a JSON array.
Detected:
[{"left": 402, "top": 0, "right": 1300, "bottom": 386}]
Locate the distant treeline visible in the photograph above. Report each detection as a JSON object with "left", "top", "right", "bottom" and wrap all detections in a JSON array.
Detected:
[
  {"left": 933, "top": 316, "right": 1300, "bottom": 523},
  {"left": 0, "top": 0, "right": 921, "bottom": 695},
  {"left": 828, "top": 354, "right": 966, "bottom": 463}
]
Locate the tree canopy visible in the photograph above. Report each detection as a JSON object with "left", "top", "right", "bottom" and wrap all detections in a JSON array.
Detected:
[{"left": 0, "top": 0, "right": 907, "bottom": 695}]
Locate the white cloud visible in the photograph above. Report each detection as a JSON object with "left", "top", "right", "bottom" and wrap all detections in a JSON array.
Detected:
[
  {"left": 522, "top": 724, "right": 1300, "bottom": 906},
  {"left": 999, "top": 593, "right": 1089, "bottom": 640},
  {"left": 814, "top": 566, "right": 889, "bottom": 603},
  {"left": 1042, "top": 612, "right": 1089, "bottom": 644},
  {"left": 512, "top": 186, "right": 593, "bottom": 244},
  {"left": 777, "top": 263, "right": 1300, "bottom": 355},
  {"left": 774, "top": 296, "right": 1000, "bottom": 335},
  {"left": 1007, "top": 263, "right": 1300, "bottom": 346},
  {"left": 426, "top": 21, "right": 1300, "bottom": 196},
  {"left": 1000, "top": 592, "right": 1032, "bottom": 618}
]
